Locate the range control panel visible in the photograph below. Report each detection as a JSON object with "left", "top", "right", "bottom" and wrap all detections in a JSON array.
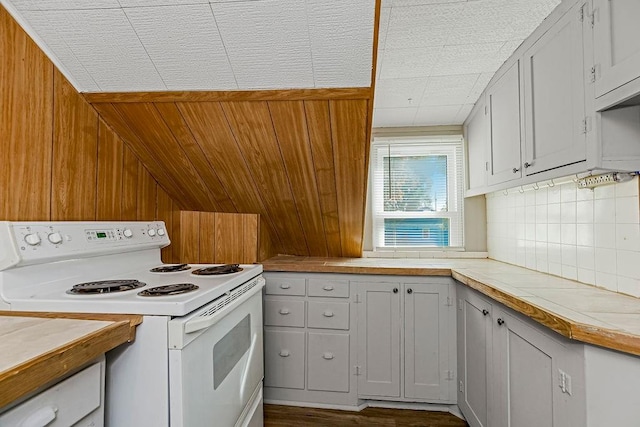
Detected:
[{"left": 0, "top": 221, "right": 170, "bottom": 270}]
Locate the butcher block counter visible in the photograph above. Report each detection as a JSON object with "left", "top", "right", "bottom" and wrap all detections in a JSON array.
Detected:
[
  {"left": 263, "top": 256, "right": 640, "bottom": 357},
  {"left": 0, "top": 312, "right": 142, "bottom": 408}
]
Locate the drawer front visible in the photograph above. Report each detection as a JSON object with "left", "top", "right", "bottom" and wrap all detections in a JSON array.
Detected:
[
  {"left": 307, "top": 332, "right": 350, "bottom": 392},
  {"left": 264, "top": 330, "right": 305, "bottom": 389},
  {"left": 264, "top": 298, "right": 305, "bottom": 327},
  {"left": 307, "top": 301, "right": 349, "bottom": 330},
  {"left": 265, "top": 276, "right": 306, "bottom": 296},
  {"left": 308, "top": 278, "right": 349, "bottom": 298}
]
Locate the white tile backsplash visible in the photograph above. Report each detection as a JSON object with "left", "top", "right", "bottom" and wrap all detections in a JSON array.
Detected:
[{"left": 487, "top": 177, "right": 640, "bottom": 298}]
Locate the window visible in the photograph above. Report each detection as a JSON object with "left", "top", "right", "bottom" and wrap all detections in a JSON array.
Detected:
[{"left": 371, "top": 136, "right": 464, "bottom": 249}]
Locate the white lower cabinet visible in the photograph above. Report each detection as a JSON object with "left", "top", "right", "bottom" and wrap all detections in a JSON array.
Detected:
[
  {"left": 264, "top": 330, "right": 306, "bottom": 390},
  {"left": 307, "top": 332, "right": 350, "bottom": 392},
  {"left": 355, "top": 277, "right": 456, "bottom": 403},
  {"left": 457, "top": 285, "right": 585, "bottom": 427}
]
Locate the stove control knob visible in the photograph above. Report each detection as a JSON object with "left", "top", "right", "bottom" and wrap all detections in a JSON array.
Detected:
[
  {"left": 123, "top": 229, "right": 133, "bottom": 238},
  {"left": 157, "top": 228, "right": 166, "bottom": 237},
  {"left": 48, "top": 232, "right": 63, "bottom": 245},
  {"left": 24, "top": 233, "right": 41, "bottom": 246},
  {"left": 148, "top": 229, "right": 157, "bottom": 237}
]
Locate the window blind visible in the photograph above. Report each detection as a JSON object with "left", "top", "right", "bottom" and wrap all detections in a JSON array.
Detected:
[{"left": 371, "top": 136, "right": 464, "bottom": 249}]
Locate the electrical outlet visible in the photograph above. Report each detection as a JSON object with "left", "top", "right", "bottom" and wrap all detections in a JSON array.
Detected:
[
  {"left": 558, "top": 369, "right": 572, "bottom": 395},
  {"left": 576, "top": 173, "right": 619, "bottom": 189}
]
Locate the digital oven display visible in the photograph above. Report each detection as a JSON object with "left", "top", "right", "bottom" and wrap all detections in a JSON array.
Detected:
[{"left": 96, "top": 232, "right": 107, "bottom": 238}]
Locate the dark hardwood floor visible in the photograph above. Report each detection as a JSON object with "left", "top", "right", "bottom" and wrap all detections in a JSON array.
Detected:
[{"left": 264, "top": 404, "right": 469, "bottom": 427}]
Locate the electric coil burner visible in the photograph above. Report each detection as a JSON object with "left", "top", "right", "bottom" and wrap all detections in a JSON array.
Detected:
[
  {"left": 192, "top": 264, "right": 243, "bottom": 276},
  {"left": 67, "top": 279, "right": 146, "bottom": 295},
  {"left": 150, "top": 263, "right": 191, "bottom": 273},
  {"left": 138, "top": 283, "right": 199, "bottom": 297}
]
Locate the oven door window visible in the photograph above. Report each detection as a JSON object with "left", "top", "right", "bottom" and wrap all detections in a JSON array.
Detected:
[{"left": 213, "top": 314, "right": 250, "bottom": 389}]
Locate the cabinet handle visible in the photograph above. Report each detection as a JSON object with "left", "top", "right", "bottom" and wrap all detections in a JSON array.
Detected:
[
  {"left": 524, "top": 162, "right": 532, "bottom": 168},
  {"left": 323, "top": 310, "right": 334, "bottom": 317},
  {"left": 322, "top": 285, "right": 334, "bottom": 291},
  {"left": 512, "top": 167, "right": 520, "bottom": 173},
  {"left": 279, "top": 350, "right": 290, "bottom": 357},
  {"left": 393, "top": 288, "right": 398, "bottom": 293},
  {"left": 407, "top": 288, "right": 413, "bottom": 294},
  {"left": 482, "top": 309, "right": 489, "bottom": 316},
  {"left": 279, "top": 284, "right": 291, "bottom": 289},
  {"left": 278, "top": 308, "right": 290, "bottom": 315},
  {"left": 322, "top": 352, "right": 334, "bottom": 360},
  {"left": 497, "top": 318, "right": 505, "bottom": 326}
]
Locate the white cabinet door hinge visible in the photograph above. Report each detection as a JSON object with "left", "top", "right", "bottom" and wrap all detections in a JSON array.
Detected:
[
  {"left": 354, "top": 293, "right": 361, "bottom": 303},
  {"left": 457, "top": 298, "right": 463, "bottom": 310},
  {"left": 582, "top": 117, "right": 592, "bottom": 134},
  {"left": 445, "top": 296, "right": 453, "bottom": 306},
  {"left": 459, "top": 380, "right": 464, "bottom": 393},
  {"left": 590, "top": 64, "right": 600, "bottom": 83},
  {"left": 485, "top": 161, "right": 489, "bottom": 172},
  {"left": 446, "top": 370, "right": 455, "bottom": 381},
  {"left": 579, "top": 5, "right": 584, "bottom": 22},
  {"left": 354, "top": 365, "right": 362, "bottom": 376},
  {"left": 590, "top": 7, "right": 598, "bottom": 28},
  {"left": 484, "top": 105, "right": 488, "bottom": 115}
]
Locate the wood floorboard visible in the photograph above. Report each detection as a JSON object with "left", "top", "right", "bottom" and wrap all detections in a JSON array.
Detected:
[{"left": 264, "top": 405, "right": 468, "bottom": 427}]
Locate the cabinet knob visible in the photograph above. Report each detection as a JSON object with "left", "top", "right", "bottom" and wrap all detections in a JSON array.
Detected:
[
  {"left": 322, "top": 285, "right": 334, "bottom": 291},
  {"left": 322, "top": 352, "right": 334, "bottom": 360},
  {"left": 279, "top": 350, "right": 290, "bottom": 357},
  {"left": 323, "top": 310, "right": 334, "bottom": 317},
  {"left": 278, "top": 308, "right": 290, "bottom": 315},
  {"left": 512, "top": 167, "right": 520, "bottom": 173},
  {"left": 393, "top": 288, "right": 398, "bottom": 293},
  {"left": 524, "top": 162, "right": 532, "bottom": 168},
  {"left": 482, "top": 309, "right": 489, "bottom": 316},
  {"left": 497, "top": 318, "right": 505, "bottom": 326},
  {"left": 407, "top": 288, "right": 413, "bottom": 294},
  {"left": 279, "top": 283, "right": 291, "bottom": 289}
]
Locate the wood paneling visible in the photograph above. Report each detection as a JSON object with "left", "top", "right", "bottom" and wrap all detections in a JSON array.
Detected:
[
  {"left": 96, "top": 120, "right": 123, "bottom": 220},
  {"left": 0, "top": 7, "right": 53, "bottom": 221},
  {"left": 83, "top": 87, "right": 371, "bottom": 104}
]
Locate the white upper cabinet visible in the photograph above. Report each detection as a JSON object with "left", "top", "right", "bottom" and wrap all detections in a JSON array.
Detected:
[
  {"left": 487, "top": 62, "right": 523, "bottom": 186},
  {"left": 522, "top": 1, "right": 587, "bottom": 176},
  {"left": 464, "top": 99, "right": 488, "bottom": 193},
  {"left": 592, "top": 0, "right": 640, "bottom": 98}
]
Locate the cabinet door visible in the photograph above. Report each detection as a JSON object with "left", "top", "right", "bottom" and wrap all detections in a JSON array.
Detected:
[
  {"left": 264, "top": 330, "right": 306, "bottom": 389},
  {"left": 465, "top": 100, "right": 488, "bottom": 192},
  {"left": 457, "top": 288, "right": 493, "bottom": 427},
  {"left": 493, "top": 310, "right": 564, "bottom": 427},
  {"left": 593, "top": 0, "right": 640, "bottom": 97},
  {"left": 487, "top": 61, "right": 523, "bottom": 186},
  {"left": 523, "top": 2, "right": 587, "bottom": 175},
  {"left": 404, "top": 283, "right": 451, "bottom": 401},
  {"left": 307, "top": 332, "right": 350, "bottom": 392},
  {"left": 356, "top": 282, "right": 401, "bottom": 398}
]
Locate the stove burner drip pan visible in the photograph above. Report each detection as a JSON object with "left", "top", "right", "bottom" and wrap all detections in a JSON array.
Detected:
[
  {"left": 150, "top": 263, "right": 191, "bottom": 273},
  {"left": 192, "top": 264, "right": 243, "bottom": 276},
  {"left": 67, "top": 279, "right": 146, "bottom": 294},
  {"left": 138, "top": 283, "right": 199, "bottom": 297}
]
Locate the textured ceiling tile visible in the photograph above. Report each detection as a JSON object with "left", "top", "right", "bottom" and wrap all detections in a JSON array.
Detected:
[
  {"left": 14, "top": 0, "right": 120, "bottom": 10},
  {"left": 430, "top": 43, "right": 505, "bottom": 76},
  {"left": 211, "top": 0, "right": 314, "bottom": 89},
  {"left": 466, "top": 72, "right": 493, "bottom": 103},
  {"left": 413, "top": 104, "right": 462, "bottom": 126},
  {"left": 381, "top": 0, "right": 393, "bottom": 8},
  {"left": 420, "top": 73, "right": 479, "bottom": 106},
  {"left": 20, "top": 10, "right": 100, "bottom": 91},
  {"left": 379, "top": 46, "right": 442, "bottom": 79},
  {"left": 393, "top": 0, "right": 467, "bottom": 6},
  {"left": 373, "top": 107, "right": 418, "bottom": 128},
  {"left": 119, "top": 0, "right": 208, "bottom": 6},
  {"left": 506, "top": 0, "right": 560, "bottom": 39},
  {"left": 306, "top": 0, "right": 374, "bottom": 88},
  {"left": 445, "top": 0, "right": 521, "bottom": 45},
  {"left": 378, "top": 7, "right": 390, "bottom": 52},
  {"left": 124, "top": 5, "right": 237, "bottom": 90},
  {"left": 455, "top": 103, "right": 475, "bottom": 124},
  {"left": 374, "top": 78, "right": 428, "bottom": 108},
  {"left": 384, "top": 3, "right": 464, "bottom": 49},
  {"left": 5, "top": 0, "right": 41, "bottom": 10},
  {"left": 53, "top": 9, "right": 166, "bottom": 91}
]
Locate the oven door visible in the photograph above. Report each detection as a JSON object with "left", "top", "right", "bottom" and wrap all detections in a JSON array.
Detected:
[{"left": 168, "top": 279, "right": 264, "bottom": 427}]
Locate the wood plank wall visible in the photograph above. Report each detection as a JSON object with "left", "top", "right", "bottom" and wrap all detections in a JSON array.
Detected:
[{"left": 0, "top": 6, "right": 257, "bottom": 263}]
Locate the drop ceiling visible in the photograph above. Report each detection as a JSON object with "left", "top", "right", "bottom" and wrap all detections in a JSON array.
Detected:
[{"left": 3, "top": 0, "right": 560, "bottom": 127}]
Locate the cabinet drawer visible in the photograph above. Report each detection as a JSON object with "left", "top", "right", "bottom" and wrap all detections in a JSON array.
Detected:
[
  {"left": 308, "top": 278, "right": 349, "bottom": 298},
  {"left": 264, "top": 330, "right": 305, "bottom": 389},
  {"left": 307, "top": 301, "right": 349, "bottom": 330},
  {"left": 307, "top": 332, "right": 349, "bottom": 392},
  {"left": 265, "top": 276, "right": 305, "bottom": 296},
  {"left": 264, "top": 298, "right": 305, "bottom": 327}
]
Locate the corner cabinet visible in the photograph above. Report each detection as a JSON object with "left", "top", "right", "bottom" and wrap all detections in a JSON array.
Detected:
[
  {"left": 522, "top": 0, "right": 587, "bottom": 176},
  {"left": 355, "top": 277, "right": 456, "bottom": 403},
  {"left": 592, "top": 0, "right": 640, "bottom": 98},
  {"left": 457, "top": 285, "right": 586, "bottom": 427},
  {"left": 464, "top": 99, "right": 488, "bottom": 194}
]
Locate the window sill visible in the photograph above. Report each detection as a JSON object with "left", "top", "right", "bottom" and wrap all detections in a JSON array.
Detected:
[{"left": 362, "top": 250, "right": 489, "bottom": 259}]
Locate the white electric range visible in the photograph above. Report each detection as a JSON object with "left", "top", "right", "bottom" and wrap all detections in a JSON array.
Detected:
[{"left": 0, "top": 221, "right": 265, "bottom": 427}]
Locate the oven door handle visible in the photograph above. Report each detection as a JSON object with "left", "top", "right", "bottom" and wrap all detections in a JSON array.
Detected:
[{"left": 184, "top": 282, "right": 264, "bottom": 334}]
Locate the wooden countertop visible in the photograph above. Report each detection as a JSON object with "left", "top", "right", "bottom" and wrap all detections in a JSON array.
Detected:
[
  {"left": 263, "top": 256, "right": 640, "bottom": 357},
  {"left": 0, "top": 312, "right": 142, "bottom": 408}
]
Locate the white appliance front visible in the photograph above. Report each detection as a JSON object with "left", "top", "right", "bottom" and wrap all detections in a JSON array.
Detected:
[{"left": 168, "top": 285, "right": 264, "bottom": 427}]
